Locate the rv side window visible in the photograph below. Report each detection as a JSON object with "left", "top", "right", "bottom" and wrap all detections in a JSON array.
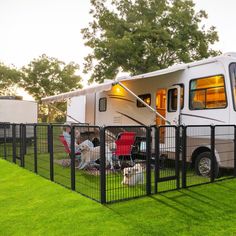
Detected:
[
  {"left": 99, "top": 97, "right": 107, "bottom": 112},
  {"left": 189, "top": 75, "right": 227, "bottom": 110},
  {"left": 137, "top": 94, "right": 151, "bottom": 107},
  {"left": 229, "top": 63, "right": 236, "bottom": 110},
  {"left": 168, "top": 88, "right": 178, "bottom": 112}
]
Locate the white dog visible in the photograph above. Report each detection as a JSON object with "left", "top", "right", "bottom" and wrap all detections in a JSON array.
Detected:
[
  {"left": 77, "top": 143, "right": 113, "bottom": 170},
  {"left": 121, "top": 163, "right": 144, "bottom": 186}
]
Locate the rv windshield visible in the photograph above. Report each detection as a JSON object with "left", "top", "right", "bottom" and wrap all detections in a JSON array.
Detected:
[{"left": 229, "top": 63, "right": 236, "bottom": 110}]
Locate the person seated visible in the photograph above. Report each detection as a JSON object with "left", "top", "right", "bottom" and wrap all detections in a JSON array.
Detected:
[{"left": 62, "top": 122, "right": 94, "bottom": 153}]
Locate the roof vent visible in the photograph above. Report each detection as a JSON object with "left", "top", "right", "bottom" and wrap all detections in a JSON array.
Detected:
[{"left": 223, "top": 52, "right": 236, "bottom": 58}]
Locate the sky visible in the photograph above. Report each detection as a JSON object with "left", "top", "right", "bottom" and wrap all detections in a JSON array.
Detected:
[{"left": 1, "top": 0, "right": 236, "bottom": 99}]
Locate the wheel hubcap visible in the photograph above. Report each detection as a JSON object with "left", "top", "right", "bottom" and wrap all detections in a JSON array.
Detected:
[{"left": 199, "top": 157, "right": 211, "bottom": 177}]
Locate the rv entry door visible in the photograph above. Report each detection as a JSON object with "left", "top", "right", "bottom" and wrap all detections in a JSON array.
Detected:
[{"left": 166, "top": 85, "right": 181, "bottom": 125}]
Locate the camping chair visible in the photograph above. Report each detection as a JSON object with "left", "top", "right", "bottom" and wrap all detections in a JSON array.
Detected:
[
  {"left": 59, "top": 135, "right": 81, "bottom": 167},
  {"left": 113, "top": 131, "right": 136, "bottom": 167}
]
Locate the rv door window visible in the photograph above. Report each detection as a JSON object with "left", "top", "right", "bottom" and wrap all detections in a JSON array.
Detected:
[
  {"left": 190, "top": 75, "right": 226, "bottom": 110},
  {"left": 229, "top": 63, "right": 236, "bottom": 110},
  {"left": 168, "top": 88, "right": 178, "bottom": 112},
  {"left": 99, "top": 97, "right": 107, "bottom": 112}
]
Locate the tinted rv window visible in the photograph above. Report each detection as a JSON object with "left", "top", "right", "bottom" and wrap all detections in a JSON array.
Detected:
[
  {"left": 189, "top": 75, "right": 226, "bottom": 110},
  {"left": 229, "top": 63, "right": 236, "bottom": 110},
  {"left": 99, "top": 97, "right": 107, "bottom": 112},
  {"left": 168, "top": 88, "right": 178, "bottom": 112},
  {"left": 137, "top": 94, "right": 151, "bottom": 107}
]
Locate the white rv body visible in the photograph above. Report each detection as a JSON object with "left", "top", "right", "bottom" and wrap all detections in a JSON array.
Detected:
[{"left": 67, "top": 54, "right": 234, "bottom": 127}]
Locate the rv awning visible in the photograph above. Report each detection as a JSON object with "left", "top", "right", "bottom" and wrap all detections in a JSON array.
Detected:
[
  {"left": 118, "top": 63, "right": 187, "bottom": 82},
  {"left": 41, "top": 81, "right": 113, "bottom": 104},
  {"left": 41, "top": 64, "right": 187, "bottom": 103}
]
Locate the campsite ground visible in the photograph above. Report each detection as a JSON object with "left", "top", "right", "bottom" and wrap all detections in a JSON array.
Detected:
[{"left": 1, "top": 158, "right": 236, "bottom": 236}]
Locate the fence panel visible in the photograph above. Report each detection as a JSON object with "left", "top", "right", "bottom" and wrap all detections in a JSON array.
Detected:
[
  {"left": 52, "top": 124, "right": 72, "bottom": 189},
  {"left": 72, "top": 125, "right": 101, "bottom": 202},
  {"left": 36, "top": 124, "right": 50, "bottom": 179},
  {"left": 104, "top": 126, "right": 149, "bottom": 203},
  {"left": 23, "top": 124, "right": 35, "bottom": 172},
  {"left": 153, "top": 126, "right": 180, "bottom": 193},
  {"left": 184, "top": 125, "right": 212, "bottom": 187},
  {"left": 214, "top": 125, "right": 235, "bottom": 180}
]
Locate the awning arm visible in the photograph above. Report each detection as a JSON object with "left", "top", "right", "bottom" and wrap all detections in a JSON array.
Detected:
[{"left": 116, "top": 81, "right": 171, "bottom": 125}]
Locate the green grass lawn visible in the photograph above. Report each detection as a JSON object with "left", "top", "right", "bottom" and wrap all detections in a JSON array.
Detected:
[{"left": 1, "top": 159, "right": 236, "bottom": 236}]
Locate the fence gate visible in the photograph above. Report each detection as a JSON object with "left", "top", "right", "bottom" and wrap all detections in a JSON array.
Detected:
[{"left": 153, "top": 126, "right": 180, "bottom": 193}]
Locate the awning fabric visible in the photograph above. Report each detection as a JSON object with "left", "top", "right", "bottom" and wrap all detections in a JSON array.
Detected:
[
  {"left": 41, "top": 81, "right": 113, "bottom": 104},
  {"left": 41, "top": 64, "right": 187, "bottom": 103}
]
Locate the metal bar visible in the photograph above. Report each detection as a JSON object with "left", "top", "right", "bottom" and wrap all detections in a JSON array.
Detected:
[
  {"left": 12, "top": 124, "right": 16, "bottom": 163},
  {"left": 47, "top": 125, "right": 50, "bottom": 153},
  {"left": 70, "top": 126, "right": 76, "bottom": 191},
  {"left": 117, "top": 82, "right": 171, "bottom": 124},
  {"left": 181, "top": 126, "right": 187, "bottom": 188},
  {"left": 234, "top": 125, "right": 236, "bottom": 177},
  {"left": 3, "top": 124, "right": 7, "bottom": 159},
  {"left": 210, "top": 125, "right": 215, "bottom": 182},
  {"left": 100, "top": 127, "right": 106, "bottom": 204},
  {"left": 158, "top": 176, "right": 178, "bottom": 182},
  {"left": 175, "top": 126, "right": 180, "bottom": 189},
  {"left": 20, "top": 124, "right": 24, "bottom": 167},
  {"left": 34, "top": 125, "right": 38, "bottom": 173},
  {"left": 154, "top": 126, "right": 159, "bottom": 194},
  {"left": 49, "top": 125, "right": 54, "bottom": 181},
  {"left": 146, "top": 127, "right": 151, "bottom": 195}
]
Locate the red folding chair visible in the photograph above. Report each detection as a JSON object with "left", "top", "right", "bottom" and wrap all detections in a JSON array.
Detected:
[
  {"left": 59, "top": 135, "right": 81, "bottom": 167},
  {"left": 114, "top": 132, "right": 136, "bottom": 166}
]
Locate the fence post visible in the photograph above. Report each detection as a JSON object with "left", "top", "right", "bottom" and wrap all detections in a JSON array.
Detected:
[
  {"left": 100, "top": 127, "right": 106, "bottom": 204},
  {"left": 146, "top": 127, "right": 151, "bottom": 196},
  {"left": 234, "top": 125, "right": 236, "bottom": 177},
  {"left": 154, "top": 126, "right": 159, "bottom": 194},
  {"left": 47, "top": 125, "right": 50, "bottom": 153},
  {"left": 70, "top": 125, "right": 76, "bottom": 191},
  {"left": 210, "top": 125, "right": 215, "bottom": 183},
  {"left": 20, "top": 124, "right": 25, "bottom": 167},
  {"left": 23, "top": 125, "right": 27, "bottom": 156},
  {"left": 48, "top": 124, "right": 54, "bottom": 181},
  {"left": 181, "top": 126, "right": 187, "bottom": 188},
  {"left": 34, "top": 125, "right": 38, "bottom": 173},
  {"left": 175, "top": 126, "right": 180, "bottom": 189},
  {"left": 12, "top": 124, "right": 16, "bottom": 163},
  {"left": 3, "top": 123, "right": 7, "bottom": 159}
]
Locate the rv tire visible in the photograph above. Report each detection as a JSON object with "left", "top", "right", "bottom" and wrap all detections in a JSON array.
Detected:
[{"left": 195, "top": 151, "right": 219, "bottom": 178}]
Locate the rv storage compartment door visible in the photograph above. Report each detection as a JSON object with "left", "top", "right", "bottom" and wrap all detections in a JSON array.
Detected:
[{"left": 166, "top": 85, "right": 181, "bottom": 125}]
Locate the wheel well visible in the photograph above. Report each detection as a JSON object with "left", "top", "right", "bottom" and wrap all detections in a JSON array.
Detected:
[{"left": 191, "top": 146, "right": 211, "bottom": 167}]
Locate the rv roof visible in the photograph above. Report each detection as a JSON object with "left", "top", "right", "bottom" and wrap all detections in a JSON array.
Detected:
[{"left": 41, "top": 53, "right": 235, "bottom": 103}]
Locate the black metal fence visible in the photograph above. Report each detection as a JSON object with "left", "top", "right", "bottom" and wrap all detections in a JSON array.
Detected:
[{"left": 0, "top": 123, "right": 236, "bottom": 204}]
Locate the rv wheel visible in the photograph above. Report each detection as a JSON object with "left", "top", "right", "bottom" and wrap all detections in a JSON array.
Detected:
[{"left": 195, "top": 152, "right": 219, "bottom": 178}]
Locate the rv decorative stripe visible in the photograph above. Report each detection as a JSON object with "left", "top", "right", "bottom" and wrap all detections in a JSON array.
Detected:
[
  {"left": 116, "top": 111, "right": 145, "bottom": 125},
  {"left": 181, "top": 113, "right": 225, "bottom": 123},
  {"left": 108, "top": 95, "right": 134, "bottom": 103}
]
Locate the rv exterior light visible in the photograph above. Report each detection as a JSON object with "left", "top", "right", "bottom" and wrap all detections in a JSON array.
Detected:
[{"left": 116, "top": 87, "right": 121, "bottom": 93}]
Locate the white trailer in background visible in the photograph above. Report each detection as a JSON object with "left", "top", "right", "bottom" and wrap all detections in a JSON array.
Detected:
[
  {"left": 0, "top": 96, "right": 38, "bottom": 123},
  {"left": 0, "top": 96, "right": 38, "bottom": 142},
  {"left": 42, "top": 53, "right": 236, "bottom": 176}
]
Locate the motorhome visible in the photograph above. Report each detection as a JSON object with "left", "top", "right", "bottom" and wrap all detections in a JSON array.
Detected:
[
  {"left": 42, "top": 53, "right": 236, "bottom": 176},
  {"left": 43, "top": 53, "right": 236, "bottom": 127}
]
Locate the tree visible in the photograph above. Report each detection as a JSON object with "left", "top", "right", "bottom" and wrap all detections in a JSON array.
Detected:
[
  {"left": 0, "top": 63, "right": 21, "bottom": 95},
  {"left": 21, "top": 54, "right": 82, "bottom": 122},
  {"left": 82, "top": 0, "right": 220, "bottom": 83}
]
